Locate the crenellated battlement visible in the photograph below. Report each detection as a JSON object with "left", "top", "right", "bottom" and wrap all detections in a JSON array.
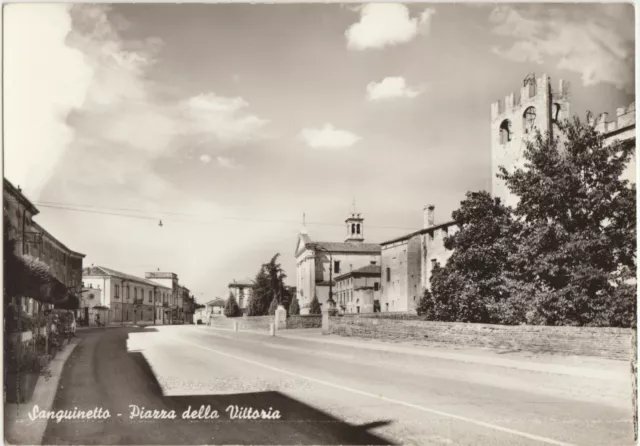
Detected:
[
  {"left": 592, "top": 102, "right": 636, "bottom": 134},
  {"left": 491, "top": 73, "right": 570, "bottom": 122}
]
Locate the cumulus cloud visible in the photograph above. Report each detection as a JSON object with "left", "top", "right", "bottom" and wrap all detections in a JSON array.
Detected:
[
  {"left": 216, "top": 156, "right": 242, "bottom": 169},
  {"left": 489, "top": 5, "right": 635, "bottom": 91},
  {"left": 4, "top": 4, "right": 93, "bottom": 198},
  {"left": 299, "top": 124, "right": 361, "bottom": 150},
  {"left": 200, "top": 154, "right": 212, "bottom": 164},
  {"left": 346, "top": 4, "right": 436, "bottom": 50},
  {"left": 366, "top": 76, "right": 424, "bottom": 101}
]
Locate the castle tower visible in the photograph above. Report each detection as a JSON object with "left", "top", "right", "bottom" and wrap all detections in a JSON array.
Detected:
[
  {"left": 345, "top": 201, "right": 364, "bottom": 243},
  {"left": 490, "top": 73, "right": 571, "bottom": 206}
]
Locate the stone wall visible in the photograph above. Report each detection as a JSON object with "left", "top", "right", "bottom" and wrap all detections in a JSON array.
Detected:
[
  {"left": 237, "top": 315, "right": 273, "bottom": 331},
  {"left": 286, "top": 315, "right": 322, "bottom": 329},
  {"left": 328, "top": 315, "right": 633, "bottom": 360}
]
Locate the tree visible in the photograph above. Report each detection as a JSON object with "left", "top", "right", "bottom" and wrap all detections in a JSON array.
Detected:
[
  {"left": 417, "top": 191, "right": 518, "bottom": 323},
  {"left": 309, "top": 295, "right": 321, "bottom": 315},
  {"left": 500, "top": 118, "right": 636, "bottom": 327},
  {"left": 248, "top": 254, "right": 289, "bottom": 316},
  {"left": 224, "top": 292, "right": 242, "bottom": 318},
  {"left": 289, "top": 297, "right": 300, "bottom": 316}
]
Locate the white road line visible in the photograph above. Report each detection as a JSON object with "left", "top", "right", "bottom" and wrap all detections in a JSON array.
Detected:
[{"left": 175, "top": 337, "right": 577, "bottom": 446}]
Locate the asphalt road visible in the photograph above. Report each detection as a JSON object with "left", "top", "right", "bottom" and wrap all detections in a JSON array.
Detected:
[{"left": 41, "top": 326, "right": 633, "bottom": 446}]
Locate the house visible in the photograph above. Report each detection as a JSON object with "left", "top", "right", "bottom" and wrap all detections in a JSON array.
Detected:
[
  {"left": 334, "top": 263, "right": 381, "bottom": 314},
  {"left": 228, "top": 279, "right": 254, "bottom": 314},
  {"left": 380, "top": 205, "right": 458, "bottom": 313},
  {"left": 83, "top": 266, "right": 172, "bottom": 324},
  {"left": 295, "top": 208, "right": 381, "bottom": 314}
]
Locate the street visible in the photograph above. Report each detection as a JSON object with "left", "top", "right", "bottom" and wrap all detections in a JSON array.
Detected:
[{"left": 40, "top": 326, "right": 633, "bottom": 446}]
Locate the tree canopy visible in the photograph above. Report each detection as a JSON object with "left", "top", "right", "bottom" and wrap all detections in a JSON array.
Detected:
[
  {"left": 224, "top": 292, "right": 242, "bottom": 318},
  {"left": 419, "top": 118, "right": 636, "bottom": 327},
  {"left": 248, "top": 253, "right": 290, "bottom": 316}
]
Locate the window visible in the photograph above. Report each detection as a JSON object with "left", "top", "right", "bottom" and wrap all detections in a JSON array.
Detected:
[
  {"left": 351, "top": 223, "right": 356, "bottom": 234},
  {"left": 148, "top": 290, "right": 152, "bottom": 303},
  {"left": 523, "top": 106, "right": 536, "bottom": 134},
  {"left": 334, "top": 261, "right": 340, "bottom": 274},
  {"left": 356, "top": 224, "right": 361, "bottom": 234},
  {"left": 429, "top": 232, "right": 434, "bottom": 241},
  {"left": 374, "top": 282, "right": 379, "bottom": 291},
  {"left": 114, "top": 285, "right": 120, "bottom": 298},
  {"left": 126, "top": 286, "right": 130, "bottom": 300},
  {"left": 431, "top": 259, "right": 438, "bottom": 271},
  {"left": 134, "top": 287, "right": 138, "bottom": 299},
  {"left": 386, "top": 268, "right": 390, "bottom": 282},
  {"left": 499, "top": 119, "right": 512, "bottom": 144}
]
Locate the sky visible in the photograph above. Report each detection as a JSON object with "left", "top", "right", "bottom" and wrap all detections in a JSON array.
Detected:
[{"left": 4, "top": 3, "right": 636, "bottom": 303}]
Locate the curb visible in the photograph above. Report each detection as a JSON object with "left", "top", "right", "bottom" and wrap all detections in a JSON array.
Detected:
[{"left": 4, "top": 338, "right": 81, "bottom": 446}]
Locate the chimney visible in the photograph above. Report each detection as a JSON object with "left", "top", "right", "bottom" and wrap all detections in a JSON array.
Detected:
[{"left": 423, "top": 205, "right": 435, "bottom": 228}]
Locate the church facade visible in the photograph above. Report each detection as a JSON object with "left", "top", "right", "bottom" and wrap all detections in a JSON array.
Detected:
[{"left": 294, "top": 210, "right": 381, "bottom": 315}]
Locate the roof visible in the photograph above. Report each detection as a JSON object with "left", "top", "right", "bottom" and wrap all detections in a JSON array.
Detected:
[
  {"left": 381, "top": 221, "right": 457, "bottom": 246},
  {"left": 32, "top": 221, "right": 86, "bottom": 258},
  {"left": 3, "top": 178, "right": 39, "bottom": 216},
  {"left": 308, "top": 241, "right": 381, "bottom": 254},
  {"left": 335, "top": 264, "right": 381, "bottom": 281},
  {"left": 206, "top": 298, "right": 225, "bottom": 307},
  {"left": 83, "top": 266, "right": 172, "bottom": 290},
  {"left": 229, "top": 278, "right": 254, "bottom": 287}
]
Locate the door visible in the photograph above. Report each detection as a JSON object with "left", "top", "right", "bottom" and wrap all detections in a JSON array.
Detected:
[{"left": 84, "top": 307, "right": 89, "bottom": 326}]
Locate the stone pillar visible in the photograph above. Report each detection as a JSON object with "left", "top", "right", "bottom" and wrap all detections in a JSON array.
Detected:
[
  {"left": 275, "top": 305, "right": 287, "bottom": 330},
  {"left": 233, "top": 321, "right": 238, "bottom": 332},
  {"left": 322, "top": 306, "right": 331, "bottom": 335},
  {"left": 270, "top": 323, "right": 275, "bottom": 336}
]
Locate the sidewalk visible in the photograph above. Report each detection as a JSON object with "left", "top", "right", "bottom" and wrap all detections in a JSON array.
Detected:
[
  {"left": 4, "top": 338, "right": 81, "bottom": 445},
  {"left": 198, "top": 325, "right": 628, "bottom": 381}
]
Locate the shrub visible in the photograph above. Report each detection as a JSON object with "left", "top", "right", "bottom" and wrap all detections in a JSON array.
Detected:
[
  {"left": 289, "top": 297, "right": 300, "bottom": 316},
  {"left": 309, "top": 296, "right": 321, "bottom": 315}
]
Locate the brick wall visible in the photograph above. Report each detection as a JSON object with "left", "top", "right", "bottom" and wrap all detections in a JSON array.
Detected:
[
  {"left": 209, "top": 316, "right": 235, "bottom": 329},
  {"left": 328, "top": 315, "right": 632, "bottom": 360},
  {"left": 286, "top": 315, "right": 322, "bottom": 329}
]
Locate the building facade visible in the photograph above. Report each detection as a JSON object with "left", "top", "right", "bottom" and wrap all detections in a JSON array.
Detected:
[
  {"left": 335, "top": 264, "right": 381, "bottom": 314},
  {"left": 4, "top": 178, "right": 85, "bottom": 315},
  {"left": 79, "top": 284, "right": 110, "bottom": 326},
  {"left": 144, "top": 271, "right": 186, "bottom": 324},
  {"left": 380, "top": 205, "right": 458, "bottom": 313},
  {"left": 228, "top": 279, "right": 254, "bottom": 314},
  {"left": 295, "top": 210, "right": 381, "bottom": 315},
  {"left": 83, "top": 266, "right": 172, "bottom": 324},
  {"left": 596, "top": 101, "right": 636, "bottom": 183}
]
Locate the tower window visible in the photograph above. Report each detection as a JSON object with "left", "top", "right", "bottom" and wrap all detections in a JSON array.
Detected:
[
  {"left": 356, "top": 224, "right": 361, "bottom": 234},
  {"left": 334, "top": 261, "right": 341, "bottom": 274},
  {"left": 351, "top": 223, "right": 356, "bottom": 234},
  {"left": 523, "top": 107, "right": 536, "bottom": 134},
  {"left": 499, "top": 119, "right": 512, "bottom": 144}
]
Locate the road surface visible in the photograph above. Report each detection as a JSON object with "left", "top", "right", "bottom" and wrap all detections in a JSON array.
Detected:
[{"left": 41, "top": 325, "right": 633, "bottom": 445}]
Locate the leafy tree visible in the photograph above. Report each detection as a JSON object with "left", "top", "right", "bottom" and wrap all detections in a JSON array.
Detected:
[
  {"left": 417, "top": 191, "right": 517, "bottom": 323},
  {"left": 289, "top": 297, "right": 300, "bottom": 316},
  {"left": 423, "top": 118, "right": 635, "bottom": 327},
  {"left": 309, "top": 295, "right": 322, "bottom": 315},
  {"left": 224, "top": 292, "right": 242, "bottom": 318},
  {"left": 248, "top": 254, "right": 289, "bottom": 316},
  {"left": 500, "top": 118, "right": 636, "bottom": 327}
]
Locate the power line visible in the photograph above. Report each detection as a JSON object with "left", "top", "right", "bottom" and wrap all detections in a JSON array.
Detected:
[{"left": 31, "top": 201, "right": 421, "bottom": 231}]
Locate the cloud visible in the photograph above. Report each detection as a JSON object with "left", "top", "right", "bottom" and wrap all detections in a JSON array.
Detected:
[
  {"left": 4, "top": 4, "right": 93, "bottom": 198},
  {"left": 183, "top": 93, "right": 269, "bottom": 145},
  {"left": 489, "top": 5, "right": 635, "bottom": 90},
  {"left": 216, "top": 156, "right": 241, "bottom": 169},
  {"left": 366, "top": 76, "right": 424, "bottom": 101},
  {"left": 299, "top": 124, "right": 361, "bottom": 150},
  {"left": 345, "top": 4, "right": 436, "bottom": 50},
  {"left": 200, "top": 154, "right": 212, "bottom": 164}
]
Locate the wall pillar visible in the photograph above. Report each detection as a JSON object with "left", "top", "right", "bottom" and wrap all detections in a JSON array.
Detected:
[
  {"left": 322, "top": 306, "right": 331, "bottom": 335},
  {"left": 275, "top": 305, "right": 287, "bottom": 330}
]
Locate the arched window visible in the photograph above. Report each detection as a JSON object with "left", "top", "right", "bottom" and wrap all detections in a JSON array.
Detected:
[
  {"left": 523, "top": 107, "right": 536, "bottom": 134},
  {"left": 356, "top": 224, "right": 361, "bottom": 234},
  {"left": 552, "top": 103, "right": 562, "bottom": 122},
  {"left": 499, "top": 119, "right": 512, "bottom": 144},
  {"left": 351, "top": 223, "right": 356, "bottom": 234}
]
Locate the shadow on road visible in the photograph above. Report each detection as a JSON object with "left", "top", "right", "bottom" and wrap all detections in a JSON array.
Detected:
[{"left": 40, "top": 327, "right": 395, "bottom": 445}]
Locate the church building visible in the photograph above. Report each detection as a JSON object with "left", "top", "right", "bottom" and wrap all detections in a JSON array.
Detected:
[{"left": 295, "top": 208, "right": 381, "bottom": 315}]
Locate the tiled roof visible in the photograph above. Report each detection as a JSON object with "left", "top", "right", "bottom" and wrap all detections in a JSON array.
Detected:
[
  {"left": 229, "top": 278, "right": 254, "bottom": 287},
  {"left": 335, "top": 264, "right": 381, "bottom": 281},
  {"left": 83, "top": 266, "right": 172, "bottom": 289},
  {"left": 381, "top": 220, "right": 458, "bottom": 246},
  {"left": 309, "top": 241, "right": 381, "bottom": 254}
]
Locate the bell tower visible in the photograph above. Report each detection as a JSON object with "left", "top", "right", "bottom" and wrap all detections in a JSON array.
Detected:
[
  {"left": 490, "top": 73, "right": 571, "bottom": 206},
  {"left": 345, "top": 199, "right": 364, "bottom": 243}
]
